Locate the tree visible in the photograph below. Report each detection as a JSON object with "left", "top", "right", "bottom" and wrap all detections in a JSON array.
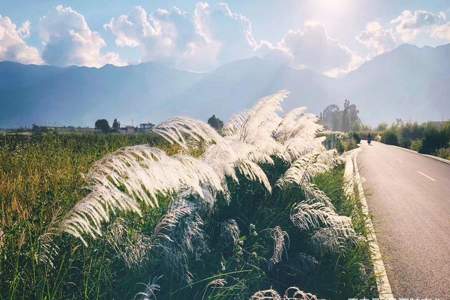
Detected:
[
  {"left": 376, "top": 123, "right": 388, "bottom": 132},
  {"left": 95, "top": 119, "right": 110, "bottom": 133},
  {"left": 381, "top": 129, "right": 398, "bottom": 145},
  {"left": 112, "top": 119, "right": 120, "bottom": 132},
  {"left": 320, "top": 100, "right": 361, "bottom": 132},
  {"left": 207, "top": 114, "right": 224, "bottom": 131}
]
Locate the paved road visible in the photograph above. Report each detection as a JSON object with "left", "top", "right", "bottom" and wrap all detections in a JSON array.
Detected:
[{"left": 357, "top": 141, "right": 450, "bottom": 299}]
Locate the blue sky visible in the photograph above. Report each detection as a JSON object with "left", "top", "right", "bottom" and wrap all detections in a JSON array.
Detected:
[{"left": 1, "top": 0, "right": 449, "bottom": 76}]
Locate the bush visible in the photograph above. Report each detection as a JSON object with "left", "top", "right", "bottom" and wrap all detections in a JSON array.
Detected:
[
  {"left": 399, "top": 138, "right": 411, "bottom": 148},
  {"left": 410, "top": 139, "right": 422, "bottom": 152},
  {"left": 381, "top": 129, "right": 398, "bottom": 145},
  {"left": 336, "top": 139, "right": 345, "bottom": 154},
  {"left": 350, "top": 132, "right": 361, "bottom": 144},
  {"left": 435, "top": 147, "right": 450, "bottom": 160},
  {"left": 420, "top": 126, "right": 448, "bottom": 154}
]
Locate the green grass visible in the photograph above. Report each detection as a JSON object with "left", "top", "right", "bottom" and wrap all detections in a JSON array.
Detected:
[
  {"left": 314, "top": 167, "right": 377, "bottom": 298},
  {"left": 0, "top": 133, "right": 377, "bottom": 299}
]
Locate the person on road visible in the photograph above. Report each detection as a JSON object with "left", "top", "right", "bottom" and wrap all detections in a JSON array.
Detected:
[{"left": 368, "top": 132, "right": 372, "bottom": 145}]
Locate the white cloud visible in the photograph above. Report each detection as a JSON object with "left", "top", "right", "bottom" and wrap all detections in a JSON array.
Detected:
[
  {"left": 105, "top": 3, "right": 257, "bottom": 71},
  {"left": 280, "top": 22, "right": 355, "bottom": 72},
  {"left": 0, "top": 15, "right": 43, "bottom": 64},
  {"left": 391, "top": 10, "right": 446, "bottom": 42},
  {"left": 257, "top": 22, "right": 361, "bottom": 77},
  {"left": 39, "top": 5, "right": 123, "bottom": 67},
  {"left": 358, "top": 10, "right": 450, "bottom": 56},
  {"left": 357, "top": 22, "right": 397, "bottom": 56},
  {"left": 254, "top": 40, "right": 293, "bottom": 64},
  {"left": 432, "top": 22, "right": 450, "bottom": 41},
  {"left": 105, "top": 6, "right": 212, "bottom": 70},
  {"left": 194, "top": 2, "right": 256, "bottom": 64},
  {"left": 105, "top": 4, "right": 359, "bottom": 76}
]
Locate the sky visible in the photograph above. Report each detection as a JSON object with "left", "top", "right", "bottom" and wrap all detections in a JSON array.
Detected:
[{"left": 1, "top": 0, "right": 450, "bottom": 76}]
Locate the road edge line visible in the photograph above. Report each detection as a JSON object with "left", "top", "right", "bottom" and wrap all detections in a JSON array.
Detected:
[
  {"left": 344, "top": 149, "right": 394, "bottom": 300},
  {"left": 386, "top": 143, "right": 450, "bottom": 165}
]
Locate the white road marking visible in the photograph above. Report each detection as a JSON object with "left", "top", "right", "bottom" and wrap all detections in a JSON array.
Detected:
[
  {"left": 417, "top": 171, "right": 436, "bottom": 182},
  {"left": 350, "top": 150, "right": 394, "bottom": 300}
]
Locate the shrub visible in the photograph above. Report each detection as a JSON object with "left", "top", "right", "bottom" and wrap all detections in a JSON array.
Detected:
[
  {"left": 350, "top": 132, "right": 361, "bottom": 144},
  {"left": 410, "top": 139, "right": 423, "bottom": 152},
  {"left": 420, "top": 125, "right": 448, "bottom": 154},
  {"left": 381, "top": 129, "right": 398, "bottom": 145},
  {"left": 435, "top": 147, "right": 450, "bottom": 160},
  {"left": 336, "top": 139, "right": 345, "bottom": 154}
]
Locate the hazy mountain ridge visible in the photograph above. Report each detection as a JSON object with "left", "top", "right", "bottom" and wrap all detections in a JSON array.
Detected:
[{"left": 0, "top": 43, "right": 449, "bottom": 128}]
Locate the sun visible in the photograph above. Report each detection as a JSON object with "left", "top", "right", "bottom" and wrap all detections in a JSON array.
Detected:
[{"left": 310, "top": 0, "right": 354, "bottom": 19}]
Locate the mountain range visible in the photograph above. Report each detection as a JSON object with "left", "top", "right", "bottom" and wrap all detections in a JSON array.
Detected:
[{"left": 0, "top": 43, "right": 449, "bottom": 128}]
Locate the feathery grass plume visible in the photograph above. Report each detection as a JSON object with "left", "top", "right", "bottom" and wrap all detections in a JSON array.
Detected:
[
  {"left": 235, "top": 159, "right": 272, "bottom": 192},
  {"left": 60, "top": 146, "right": 223, "bottom": 245},
  {"left": 105, "top": 218, "right": 153, "bottom": 269},
  {"left": 153, "top": 117, "right": 222, "bottom": 149},
  {"left": 154, "top": 116, "right": 274, "bottom": 192},
  {"left": 223, "top": 90, "right": 290, "bottom": 159},
  {"left": 277, "top": 150, "right": 341, "bottom": 188},
  {"left": 310, "top": 222, "right": 357, "bottom": 256},
  {"left": 153, "top": 200, "right": 194, "bottom": 243},
  {"left": 268, "top": 226, "right": 289, "bottom": 269},
  {"left": 59, "top": 90, "right": 329, "bottom": 247},
  {"left": 274, "top": 107, "right": 324, "bottom": 160},
  {"left": 290, "top": 202, "right": 337, "bottom": 231},
  {"left": 202, "top": 141, "right": 272, "bottom": 192},
  {"left": 251, "top": 289, "right": 282, "bottom": 300},
  {"left": 301, "top": 182, "right": 335, "bottom": 208},
  {"left": 35, "top": 209, "right": 63, "bottom": 269},
  {"left": 251, "top": 287, "right": 317, "bottom": 300},
  {"left": 155, "top": 198, "right": 208, "bottom": 283},
  {"left": 223, "top": 90, "right": 287, "bottom": 141},
  {"left": 283, "top": 287, "right": 318, "bottom": 300},
  {"left": 273, "top": 107, "right": 324, "bottom": 161},
  {"left": 134, "top": 275, "right": 162, "bottom": 300}
]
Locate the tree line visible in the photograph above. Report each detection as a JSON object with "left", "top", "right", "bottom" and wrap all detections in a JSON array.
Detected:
[{"left": 380, "top": 121, "right": 450, "bottom": 159}]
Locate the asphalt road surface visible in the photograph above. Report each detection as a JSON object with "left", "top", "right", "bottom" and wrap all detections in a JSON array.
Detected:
[{"left": 357, "top": 141, "right": 450, "bottom": 299}]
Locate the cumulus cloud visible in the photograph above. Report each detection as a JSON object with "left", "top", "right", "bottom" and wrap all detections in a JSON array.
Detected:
[
  {"left": 104, "top": 3, "right": 361, "bottom": 76},
  {"left": 105, "top": 3, "right": 258, "bottom": 71},
  {"left": 105, "top": 6, "right": 212, "bottom": 70},
  {"left": 256, "top": 22, "right": 361, "bottom": 77},
  {"left": 194, "top": 2, "right": 256, "bottom": 64},
  {"left": 357, "top": 22, "right": 397, "bottom": 55},
  {"left": 432, "top": 22, "right": 450, "bottom": 41},
  {"left": 0, "top": 15, "right": 43, "bottom": 64},
  {"left": 391, "top": 10, "right": 446, "bottom": 42},
  {"left": 280, "top": 22, "right": 356, "bottom": 72},
  {"left": 358, "top": 10, "right": 450, "bottom": 56},
  {"left": 39, "top": 5, "right": 123, "bottom": 67}
]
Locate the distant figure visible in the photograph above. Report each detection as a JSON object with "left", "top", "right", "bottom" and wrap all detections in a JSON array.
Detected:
[{"left": 367, "top": 132, "right": 372, "bottom": 145}]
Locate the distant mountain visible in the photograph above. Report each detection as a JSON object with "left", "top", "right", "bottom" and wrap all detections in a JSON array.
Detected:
[
  {"left": 162, "top": 57, "right": 336, "bottom": 120},
  {"left": 338, "top": 44, "right": 450, "bottom": 124},
  {"left": 0, "top": 43, "right": 449, "bottom": 128},
  {"left": 0, "top": 62, "right": 204, "bottom": 127}
]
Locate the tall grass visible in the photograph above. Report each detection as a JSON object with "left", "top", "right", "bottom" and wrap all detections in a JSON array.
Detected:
[{"left": 0, "top": 91, "right": 376, "bottom": 299}]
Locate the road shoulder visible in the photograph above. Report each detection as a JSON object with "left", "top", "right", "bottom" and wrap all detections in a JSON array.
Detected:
[{"left": 344, "top": 149, "right": 394, "bottom": 300}]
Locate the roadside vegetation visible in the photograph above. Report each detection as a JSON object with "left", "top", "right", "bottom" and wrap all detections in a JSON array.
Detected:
[
  {"left": 0, "top": 91, "right": 376, "bottom": 299},
  {"left": 378, "top": 121, "right": 450, "bottom": 159},
  {"left": 323, "top": 132, "right": 361, "bottom": 154}
]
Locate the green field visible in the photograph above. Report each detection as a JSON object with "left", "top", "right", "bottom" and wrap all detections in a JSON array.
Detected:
[{"left": 0, "top": 133, "right": 376, "bottom": 299}]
